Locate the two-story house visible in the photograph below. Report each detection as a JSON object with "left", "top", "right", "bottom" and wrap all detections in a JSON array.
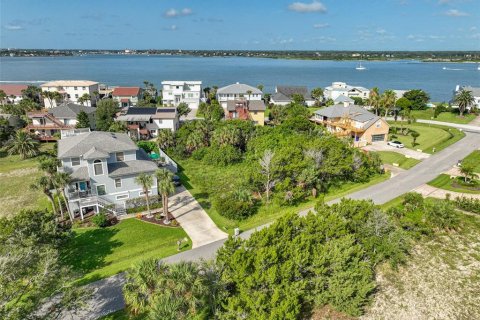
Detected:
[
  {"left": 112, "top": 86, "right": 143, "bottom": 107},
  {"left": 58, "top": 131, "right": 159, "bottom": 219},
  {"left": 323, "top": 82, "right": 370, "bottom": 101},
  {"left": 0, "top": 84, "right": 29, "bottom": 104},
  {"left": 26, "top": 103, "right": 96, "bottom": 141},
  {"left": 41, "top": 80, "right": 99, "bottom": 108},
  {"left": 216, "top": 83, "right": 263, "bottom": 109},
  {"left": 312, "top": 102, "right": 389, "bottom": 147},
  {"left": 115, "top": 107, "right": 179, "bottom": 139},
  {"left": 226, "top": 99, "right": 266, "bottom": 126},
  {"left": 161, "top": 81, "right": 202, "bottom": 109}
]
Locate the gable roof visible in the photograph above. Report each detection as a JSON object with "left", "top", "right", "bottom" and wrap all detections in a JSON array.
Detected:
[
  {"left": 0, "top": 84, "right": 29, "bottom": 96},
  {"left": 112, "top": 87, "right": 141, "bottom": 97},
  {"left": 217, "top": 83, "right": 262, "bottom": 95},
  {"left": 58, "top": 131, "right": 137, "bottom": 159},
  {"left": 314, "top": 104, "right": 382, "bottom": 130},
  {"left": 334, "top": 95, "right": 354, "bottom": 103},
  {"left": 226, "top": 100, "right": 266, "bottom": 111},
  {"left": 276, "top": 86, "right": 311, "bottom": 99},
  {"left": 48, "top": 103, "right": 96, "bottom": 119}
]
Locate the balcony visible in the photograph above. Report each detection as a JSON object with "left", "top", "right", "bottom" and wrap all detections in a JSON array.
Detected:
[{"left": 67, "top": 188, "right": 97, "bottom": 201}]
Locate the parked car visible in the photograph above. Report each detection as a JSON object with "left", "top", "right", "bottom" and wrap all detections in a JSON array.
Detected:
[
  {"left": 387, "top": 140, "right": 405, "bottom": 148},
  {"left": 172, "top": 175, "right": 181, "bottom": 186}
]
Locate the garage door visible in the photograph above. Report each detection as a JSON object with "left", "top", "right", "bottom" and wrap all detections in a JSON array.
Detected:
[{"left": 371, "top": 134, "right": 385, "bottom": 142}]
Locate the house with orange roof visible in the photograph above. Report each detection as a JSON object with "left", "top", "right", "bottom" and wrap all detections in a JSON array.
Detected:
[
  {"left": 112, "top": 87, "right": 143, "bottom": 107},
  {"left": 0, "top": 84, "right": 29, "bottom": 104}
]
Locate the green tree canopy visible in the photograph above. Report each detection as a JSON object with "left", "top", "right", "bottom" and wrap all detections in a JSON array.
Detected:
[
  {"left": 95, "top": 99, "right": 119, "bottom": 131},
  {"left": 75, "top": 110, "right": 90, "bottom": 128},
  {"left": 403, "top": 89, "right": 430, "bottom": 110}
]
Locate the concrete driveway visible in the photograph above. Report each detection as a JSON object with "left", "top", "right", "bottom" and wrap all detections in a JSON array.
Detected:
[
  {"left": 168, "top": 186, "right": 228, "bottom": 248},
  {"left": 363, "top": 142, "right": 430, "bottom": 160}
]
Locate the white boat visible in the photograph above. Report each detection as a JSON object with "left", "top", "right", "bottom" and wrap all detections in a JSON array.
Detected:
[
  {"left": 477, "top": 64, "right": 480, "bottom": 70},
  {"left": 356, "top": 62, "right": 366, "bottom": 71}
]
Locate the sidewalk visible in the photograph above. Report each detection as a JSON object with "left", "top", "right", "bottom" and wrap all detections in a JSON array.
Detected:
[{"left": 412, "top": 184, "right": 480, "bottom": 200}]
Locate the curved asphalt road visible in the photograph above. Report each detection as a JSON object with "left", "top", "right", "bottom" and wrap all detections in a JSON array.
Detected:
[{"left": 70, "top": 123, "right": 480, "bottom": 319}]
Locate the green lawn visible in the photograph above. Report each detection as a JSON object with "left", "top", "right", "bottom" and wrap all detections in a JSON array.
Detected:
[
  {"left": 178, "top": 158, "right": 389, "bottom": 234},
  {"left": 411, "top": 109, "right": 476, "bottom": 124},
  {"left": 62, "top": 219, "right": 191, "bottom": 285},
  {"left": 427, "top": 174, "right": 480, "bottom": 194},
  {"left": 0, "top": 143, "right": 55, "bottom": 217},
  {"left": 376, "top": 151, "right": 421, "bottom": 169},
  {"left": 463, "top": 150, "right": 480, "bottom": 173},
  {"left": 388, "top": 122, "right": 465, "bottom": 154}
]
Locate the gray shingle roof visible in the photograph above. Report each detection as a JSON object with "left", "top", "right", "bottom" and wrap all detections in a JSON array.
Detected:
[
  {"left": 107, "top": 149, "right": 158, "bottom": 177},
  {"left": 84, "top": 147, "right": 110, "bottom": 160},
  {"left": 58, "top": 131, "right": 137, "bottom": 159},
  {"left": 70, "top": 167, "right": 89, "bottom": 182},
  {"left": 226, "top": 100, "right": 266, "bottom": 111},
  {"left": 314, "top": 104, "right": 381, "bottom": 129},
  {"left": 334, "top": 95, "right": 354, "bottom": 103},
  {"left": 217, "top": 83, "right": 262, "bottom": 95},
  {"left": 48, "top": 103, "right": 96, "bottom": 119},
  {"left": 271, "top": 92, "right": 291, "bottom": 102},
  {"left": 276, "top": 86, "right": 312, "bottom": 99},
  {"left": 459, "top": 86, "right": 480, "bottom": 96}
]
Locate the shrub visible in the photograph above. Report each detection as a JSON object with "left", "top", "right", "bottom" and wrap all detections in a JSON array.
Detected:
[
  {"left": 137, "top": 141, "right": 157, "bottom": 153},
  {"left": 203, "top": 145, "right": 242, "bottom": 166},
  {"left": 453, "top": 196, "right": 480, "bottom": 214},
  {"left": 92, "top": 212, "right": 109, "bottom": 228},
  {"left": 191, "top": 147, "right": 208, "bottom": 160},
  {"left": 402, "top": 192, "right": 424, "bottom": 211},
  {"left": 212, "top": 192, "right": 255, "bottom": 220},
  {"left": 424, "top": 201, "right": 460, "bottom": 230}
]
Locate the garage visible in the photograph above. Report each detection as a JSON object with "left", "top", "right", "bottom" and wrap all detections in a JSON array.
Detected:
[{"left": 371, "top": 134, "right": 385, "bottom": 142}]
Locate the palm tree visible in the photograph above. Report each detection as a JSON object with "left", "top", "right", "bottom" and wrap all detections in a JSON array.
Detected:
[
  {"left": 54, "top": 172, "right": 73, "bottom": 221},
  {"left": 0, "top": 89, "right": 6, "bottom": 106},
  {"left": 77, "top": 93, "right": 91, "bottom": 106},
  {"left": 30, "top": 176, "right": 57, "bottom": 216},
  {"left": 381, "top": 90, "right": 397, "bottom": 118},
  {"left": 368, "top": 87, "right": 381, "bottom": 116},
  {"left": 460, "top": 163, "right": 478, "bottom": 183},
  {"left": 454, "top": 89, "right": 474, "bottom": 117},
  {"left": 135, "top": 173, "right": 154, "bottom": 217},
  {"left": 185, "top": 131, "right": 204, "bottom": 153},
  {"left": 41, "top": 90, "right": 62, "bottom": 108},
  {"left": 156, "top": 129, "right": 175, "bottom": 150},
  {"left": 156, "top": 169, "right": 175, "bottom": 224},
  {"left": 5, "top": 131, "right": 40, "bottom": 159},
  {"left": 211, "top": 125, "right": 240, "bottom": 147}
]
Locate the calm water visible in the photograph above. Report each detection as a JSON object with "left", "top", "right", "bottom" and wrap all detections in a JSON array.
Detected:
[{"left": 1, "top": 55, "right": 479, "bottom": 101}]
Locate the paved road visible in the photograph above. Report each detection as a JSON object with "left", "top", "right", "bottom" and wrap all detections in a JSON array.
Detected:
[
  {"left": 71, "top": 130, "right": 480, "bottom": 319},
  {"left": 169, "top": 186, "right": 228, "bottom": 248}
]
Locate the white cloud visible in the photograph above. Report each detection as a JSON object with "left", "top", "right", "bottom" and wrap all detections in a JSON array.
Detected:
[
  {"left": 313, "top": 23, "right": 329, "bottom": 29},
  {"left": 163, "top": 25, "right": 178, "bottom": 31},
  {"left": 4, "top": 24, "right": 24, "bottom": 31},
  {"left": 288, "top": 1, "right": 327, "bottom": 13},
  {"left": 470, "top": 26, "right": 478, "bottom": 31},
  {"left": 376, "top": 28, "right": 387, "bottom": 35},
  {"left": 164, "top": 8, "right": 193, "bottom": 18},
  {"left": 444, "top": 9, "right": 469, "bottom": 16}
]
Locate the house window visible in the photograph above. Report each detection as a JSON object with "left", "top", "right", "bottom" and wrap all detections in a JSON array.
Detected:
[
  {"left": 116, "top": 152, "right": 124, "bottom": 162},
  {"left": 96, "top": 185, "right": 106, "bottom": 196},
  {"left": 75, "top": 94, "right": 79, "bottom": 98},
  {"left": 376, "top": 121, "right": 381, "bottom": 128},
  {"left": 82, "top": 86, "right": 86, "bottom": 90},
  {"left": 157, "top": 119, "right": 163, "bottom": 124},
  {"left": 139, "top": 190, "right": 152, "bottom": 196},
  {"left": 93, "top": 160, "right": 103, "bottom": 175},
  {"left": 116, "top": 194, "right": 129, "bottom": 200},
  {"left": 74, "top": 87, "right": 78, "bottom": 90},
  {"left": 115, "top": 178, "right": 122, "bottom": 188},
  {"left": 71, "top": 157, "right": 80, "bottom": 166}
]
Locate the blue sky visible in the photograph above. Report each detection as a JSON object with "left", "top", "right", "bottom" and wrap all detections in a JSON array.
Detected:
[{"left": 1, "top": 0, "right": 479, "bottom": 50}]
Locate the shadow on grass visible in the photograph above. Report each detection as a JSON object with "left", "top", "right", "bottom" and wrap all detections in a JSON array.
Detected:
[{"left": 61, "top": 227, "right": 122, "bottom": 283}]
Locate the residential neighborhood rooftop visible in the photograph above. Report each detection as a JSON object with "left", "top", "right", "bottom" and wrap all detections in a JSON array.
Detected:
[
  {"left": 0, "top": 84, "right": 28, "bottom": 96},
  {"left": 217, "top": 83, "right": 262, "bottom": 94},
  {"left": 48, "top": 103, "right": 96, "bottom": 119},
  {"left": 226, "top": 100, "right": 266, "bottom": 111},
  {"left": 108, "top": 149, "right": 158, "bottom": 177},
  {"left": 41, "top": 80, "right": 99, "bottom": 87},
  {"left": 314, "top": 104, "right": 381, "bottom": 129},
  {"left": 112, "top": 87, "right": 142, "bottom": 96}
]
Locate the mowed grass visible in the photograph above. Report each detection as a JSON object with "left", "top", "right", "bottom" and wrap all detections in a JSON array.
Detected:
[
  {"left": 388, "top": 122, "right": 465, "bottom": 154},
  {"left": 178, "top": 159, "right": 389, "bottom": 234},
  {"left": 0, "top": 143, "right": 55, "bottom": 217},
  {"left": 376, "top": 151, "right": 421, "bottom": 169},
  {"left": 428, "top": 174, "right": 480, "bottom": 194},
  {"left": 463, "top": 150, "right": 480, "bottom": 173},
  {"left": 411, "top": 109, "right": 476, "bottom": 124},
  {"left": 62, "top": 219, "right": 191, "bottom": 285}
]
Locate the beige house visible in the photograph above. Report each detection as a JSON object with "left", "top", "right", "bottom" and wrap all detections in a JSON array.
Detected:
[
  {"left": 226, "top": 99, "right": 266, "bottom": 126},
  {"left": 312, "top": 103, "right": 389, "bottom": 147}
]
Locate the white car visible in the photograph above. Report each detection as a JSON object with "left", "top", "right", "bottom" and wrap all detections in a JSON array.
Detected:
[{"left": 388, "top": 140, "right": 405, "bottom": 148}]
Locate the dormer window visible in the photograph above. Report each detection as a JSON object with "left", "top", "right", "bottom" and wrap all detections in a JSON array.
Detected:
[
  {"left": 71, "top": 157, "right": 80, "bottom": 166},
  {"left": 116, "top": 152, "right": 125, "bottom": 162},
  {"left": 93, "top": 160, "right": 103, "bottom": 175}
]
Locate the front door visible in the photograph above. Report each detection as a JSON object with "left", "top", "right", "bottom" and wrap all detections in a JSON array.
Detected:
[{"left": 79, "top": 181, "right": 87, "bottom": 191}]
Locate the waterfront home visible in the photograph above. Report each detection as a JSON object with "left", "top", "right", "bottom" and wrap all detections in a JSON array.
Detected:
[
  {"left": 112, "top": 86, "right": 143, "bottom": 107},
  {"left": 312, "top": 103, "right": 389, "bottom": 147},
  {"left": 454, "top": 85, "right": 480, "bottom": 109},
  {"left": 0, "top": 84, "right": 29, "bottom": 104},
  {"left": 41, "top": 80, "right": 99, "bottom": 108},
  {"left": 323, "top": 82, "right": 370, "bottom": 101},
  {"left": 115, "top": 107, "right": 179, "bottom": 139},
  {"left": 270, "top": 86, "right": 315, "bottom": 106},
  {"left": 226, "top": 99, "right": 266, "bottom": 126},
  {"left": 216, "top": 83, "right": 263, "bottom": 109},
  {"left": 26, "top": 103, "right": 96, "bottom": 141},
  {"left": 392, "top": 90, "right": 408, "bottom": 100},
  {"left": 161, "top": 81, "right": 202, "bottom": 109},
  {"left": 57, "top": 131, "right": 159, "bottom": 219}
]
